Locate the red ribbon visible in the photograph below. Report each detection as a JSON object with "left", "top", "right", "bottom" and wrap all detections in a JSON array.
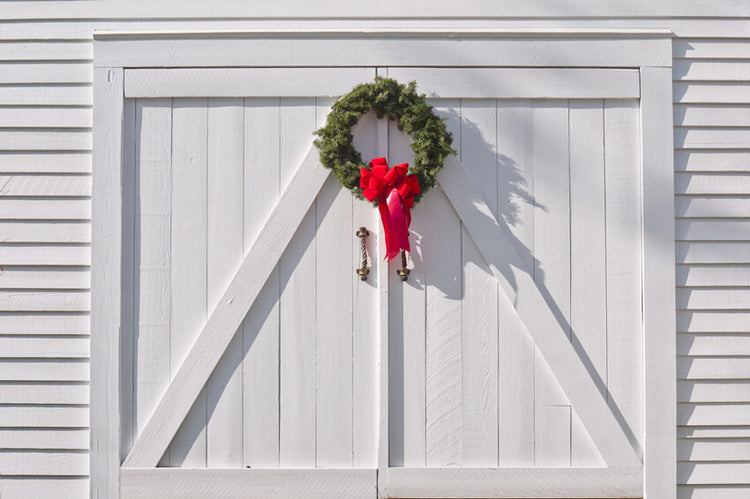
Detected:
[{"left": 360, "top": 157, "right": 421, "bottom": 261}]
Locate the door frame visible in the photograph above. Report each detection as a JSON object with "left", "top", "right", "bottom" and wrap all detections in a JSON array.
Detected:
[{"left": 91, "top": 29, "right": 675, "bottom": 498}]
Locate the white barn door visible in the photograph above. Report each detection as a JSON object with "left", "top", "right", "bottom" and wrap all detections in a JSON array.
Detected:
[{"left": 92, "top": 31, "right": 675, "bottom": 499}]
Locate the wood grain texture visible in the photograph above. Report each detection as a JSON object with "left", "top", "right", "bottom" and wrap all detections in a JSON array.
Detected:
[
  {"left": 120, "top": 468, "right": 376, "bottom": 499},
  {"left": 168, "top": 98, "right": 208, "bottom": 467},
  {"left": 124, "top": 148, "right": 329, "bottom": 468}
]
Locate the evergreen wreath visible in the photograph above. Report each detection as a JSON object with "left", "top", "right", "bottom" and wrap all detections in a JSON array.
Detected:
[{"left": 313, "top": 77, "right": 455, "bottom": 205}]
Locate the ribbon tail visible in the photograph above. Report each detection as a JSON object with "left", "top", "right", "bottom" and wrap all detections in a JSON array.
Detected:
[
  {"left": 385, "top": 188, "right": 411, "bottom": 260},
  {"left": 377, "top": 196, "right": 397, "bottom": 262}
]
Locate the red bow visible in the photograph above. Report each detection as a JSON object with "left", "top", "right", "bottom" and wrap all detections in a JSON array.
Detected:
[{"left": 360, "top": 157, "right": 421, "bottom": 261}]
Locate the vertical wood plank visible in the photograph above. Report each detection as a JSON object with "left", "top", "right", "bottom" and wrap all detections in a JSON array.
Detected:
[
  {"left": 641, "top": 66, "right": 676, "bottom": 499},
  {"left": 424, "top": 99, "right": 463, "bottom": 467},
  {"left": 242, "top": 98, "right": 281, "bottom": 468},
  {"left": 458, "top": 99, "right": 499, "bottom": 466},
  {"left": 169, "top": 98, "right": 208, "bottom": 467},
  {"left": 605, "top": 99, "right": 644, "bottom": 457},
  {"left": 569, "top": 100, "right": 606, "bottom": 467},
  {"left": 351, "top": 109, "right": 380, "bottom": 468},
  {"left": 496, "top": 100, "right": 535, "bottom": 466},
  {"left": 206, "top": 98, "right": 245, "bottom": 467},
  {"left": 134, "top": 99, "right": 172, "bottom": 463},
  {"left": 279, "top": 98, "right": 317, "bottom": 467},
  {"left": 315, "top": 97, "right": 354, "bottom": 467},
  {"left": 91, "top": 66, "right": 123, "bottom": 499},
  {"left": 388, "top": 112, "right": 425, "bottom": 468},
  {"left": 532, "top": 100, "right": 571, "bottom": 466},
  {"left": 121, "top": 96, "right": 136, "bottom": 464}
]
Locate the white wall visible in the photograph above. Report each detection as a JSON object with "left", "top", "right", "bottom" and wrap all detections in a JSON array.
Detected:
[{"left": 0, "top": 5, "right": 747, "bottom": 498}]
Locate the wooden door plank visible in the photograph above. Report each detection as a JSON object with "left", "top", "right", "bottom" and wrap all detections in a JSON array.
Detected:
[
  {"left": 569, "top": 100, "right": 607, "bottom": 467},
  {"left": 388, "top": 115, "right": 426, "bottom": 468},
  {"left": 531, "top": 101, "right": 571, "bottom": 466},
  {"left": 206, "top": 98, "right": 245, "bottom": 467},
  {"left": 169, "top": 98, "right": 208, "bottom": 467},
  {"left": 604, "top": 100, "right": 643, "bottom": 458},
  {"left": 350, "top": 110, "right": 380, "bottom": 468},
  {"left": 242, "top": 97, "right": 281, "bottom": 468},
  {"left": 439, "top": 159, "right": 641, "bottom": 467},
  {"left": 496, "top": 100, "right": 535, "bottom": 466},
  {"left": 456, "top": 99, "right": 499, "bottom": 466},
  {"left": 315, "top": 96, "right": 354, "bottom": 467},
  {"left": 134, "top": 98, "right": 172, "bottom": 450},
  {"left": 278, "top": 98, "right": 318, "bottom": 467},
  {"left": 123, "top": 147, "right": 330, "bottom": 468}
]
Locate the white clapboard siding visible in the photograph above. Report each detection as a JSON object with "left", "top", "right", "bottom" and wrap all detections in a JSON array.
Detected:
[
  {"left": 0, "top": 406, "right": 88, "bottom": 428},
  {"left": 0, "top": 175, "right": 90, "bottom": 197},
  {"left": 678, "top": 357, "right": 750, "bottom": 380},
  {"left": 0, "top": 290, "right": 89, "bottom": 312},
  {"left": 674, "top": 83, "right": 750, "bottom": 104},
  {"left": 676, "top": 197, "right": 750, "bottom": 218},
  {"left": 0, "top": 129, "right": 91, "bottom": 151},
  {"left": 0, "top": 246, "right": 89, "bottom": 266},
  {"left": 675, "top": 128, "right": 750, "bottom": 149},
  {"left": 0, "top": 478, "right": 89, "bottom": 499},
  {"left": 0, "top": 360, "right": 88, "bottom": 381},
  {"left": 0, "top": 336, "right": 89, "bottom": 357},
  {"left": 676, "top": 150, "right": 750, "bottom": 172},
  {"left": 0, "top": 84, "right": 92, "bottom": 106},
  {"left": 679, "top": 403, "right": 750, "bottom": 426},
  {"left": 0, "top": 222, "right": 90, "bottom": 243},
  {"left": 0, "top": 267, "right": 89, "bottom": 289},
  {"left": 0, "top": 62, "right": 92, "bottom": 84},
  {"left": 0, "top": 314, "right": 89, "bottom": 335},
  {"left": 676, "top": 220, "right": 750, "bottom": 241},
  {"left": 0, "top": 108, "right": 92, "bottom": 128},
  {"left": 674, "top": 61, "right": 750, "bottom": 81},
  {"left": 0, "top": 41, "right": 93, "bottom": 60},
  {"left": 0, "top": 383, "right": 89, "bottom": 404},
  {"left": 678, "top": 380, "right": 750, "bottom": 403},
  {"left": 678, "top": 311, "right": 750, "bottom": 333},
  {"left": 678, "top": 334, "right": 750, "bottom": 356},
  {"left": 677, "top": 242, "right": 750, "bottom": 264},
  {"left": 677, "top": 266, "right": 750, "bottom": 287},
  {"left": 0, "top": 428, "right": 89, "bottom": 450},
  {"left": 676, "top": 173, "right": 750, "bottom": 195},
  {"left": 674, "top": 104, "right": 750, "bottom": 127},
  {"left": 0, "top": 450, "right": 88, "bottom": 475}
]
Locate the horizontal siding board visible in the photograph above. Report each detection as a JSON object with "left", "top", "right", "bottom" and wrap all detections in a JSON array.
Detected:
[
  {"left": 0, "top": 450, "right": 87, "bottom": 476},
  {"left": 677, "top": 242, "right": 750, "bottom": 264},
  {"left": 677, "top": 220, "right": 750, "bottom": 241},
  {"left": 0, "top": 85, "right": 92, "bottom": 106},
  {"left": 0, "top": 428, "right": 89, "bottom": 450},
  {"left": 678, "top": 439, "right": 750, "bottom": 461},
  {"left": 675, "top": 127, "right": 750, "bottom": 149},
  {"left": 676, "top": 173, "right": 750, "bottom": 195},
  {"left": 677, "top": 288, "right": 750, "bottom": 310},
  {"left": 0, "top": 361, "right": 88, "bottom": 381},
  {"left": 678, "top": 462, "right": 750, "bottom": 485},
  {"left": 0, "top": 62, "right": 92, "bottom": 84},
  {"left": 676, "top": 197, "right": 750, "bottom": 218},
  {"left": 675, "top": 83, "right": 750, "bottom": 104},
  {"left": 0, "top": 108, "right": 92, "bottom": 128},
  {"left": 678, "top": 356, "right": 750, "bottom": 380},
  {"left": 676, "top": 151, "right": 750, "bottom": 172},
  {"left": 674, "top": 104, "right": 750, "bottom": 127},
  {"left": 0, "top": 199, "right": 91, "bottom": 220},
  {"left": 0, "top": 336, "right": 89, "bottom": 358},
  {"left": 0, "top": 175, "right": 91, "bottom": 197},
  {"left": 0, "top": 267, "right": 90, "bottom": 289},
  {"left": 679, "top": 334, "right": 750, "bottom": 356},
  {"left": 0, "top": 41, "right": 93, "bottom": 61},
  {"left": 678, "top": 311, "right": 750, "bottom": 333},
  {"left": 0, "top": 406, "right": 88, "bottom": 428},
  {"left": 0, "top": 246, "right": 90, "bottom": 266},
  {"left": 678, "top": 403, "right": 750, "bottom": 426},
  {"left": 677, "top": 265, "right": 750, "bottom": 287},
  {"left": 0, "top": 153, "right": 91, "bottom": 173},
  {"left": 679, "top": 427, "right": 750, "bottom": 439},
  {"left": 0, "top": 222, "right": 90, "bottom": 244},
  {"left": 0, "top": 383, "right": 89, "bottom": 404},
  {"left": 674, "top": 39, "right": 750, "bottom": 59},
  {"left": 674, "top": 60, "right": 750, "bottom": 81},
  {"left": 0, "top": 291, "right": 89, "bottom": 312},
  {"left": 0, "top": 130, "right": 91, "bottom": 151},
  {"left": 678, "top": 486, "right": 750, "bottom": 499},
  {"left": 678, "top": 380, "right": 750, "bottom": 403},
  {"left": 0, "top": 314, "right": 88, "bottom": 335}
]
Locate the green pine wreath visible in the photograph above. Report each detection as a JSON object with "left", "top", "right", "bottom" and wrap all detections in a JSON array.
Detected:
[{"left": 313, "top": 77, "right": 455, "bottom": 205}]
